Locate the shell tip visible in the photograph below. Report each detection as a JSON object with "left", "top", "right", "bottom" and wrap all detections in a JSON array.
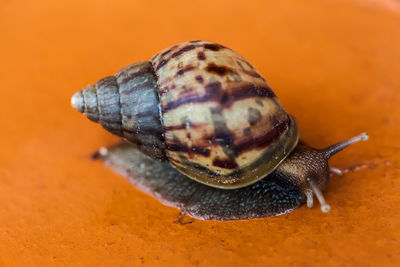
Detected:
[{"left": 71, "top": 91, "right": 84, "bottom": 113}]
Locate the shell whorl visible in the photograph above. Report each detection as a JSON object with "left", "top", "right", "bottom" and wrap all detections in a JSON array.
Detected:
[
  {"left": 151, "top": 41, "right": 299, "bottom": 189},
  {"left": 71, "top": 62, "right": 166, "bottom": 160}
]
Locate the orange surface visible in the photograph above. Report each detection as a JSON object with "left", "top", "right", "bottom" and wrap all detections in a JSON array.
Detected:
[{"left": 1, "top": 0, "right": 399, "bottom": 266}]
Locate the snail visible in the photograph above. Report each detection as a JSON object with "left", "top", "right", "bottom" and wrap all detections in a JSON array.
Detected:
[{"left": 71, "top": 40, "right": 368, "bottom": 220}]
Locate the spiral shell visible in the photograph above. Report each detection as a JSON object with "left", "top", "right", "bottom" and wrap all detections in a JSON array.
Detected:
[
  {"left": 71, "top": 61, "right": 166, "bottom": 160},
  {"left": 72, "top": 40, "right": 299, "bottom": 189}
]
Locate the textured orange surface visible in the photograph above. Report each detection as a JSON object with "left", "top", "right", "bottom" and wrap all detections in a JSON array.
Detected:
[{"left": 1, "top": 0, "right": 399, "bottom": 266}]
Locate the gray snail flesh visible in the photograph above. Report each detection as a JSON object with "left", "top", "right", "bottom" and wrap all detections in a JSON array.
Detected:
[{"left": 71, "top": 41, "right": 368, "bottom": 220}]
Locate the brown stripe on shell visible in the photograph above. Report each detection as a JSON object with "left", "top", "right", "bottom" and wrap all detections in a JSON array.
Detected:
[
  {"left": 159, "top": 84, "right": 177, "bottom": 96},
  {"left": 241, "top": 69, "right": 265, "bottom": 80},
  {"left": 155, "top": 59, "right": 168, "bottom": 71},
  {"left": 203, "top": 43, "right": 225, "bottom": 51},
  {"left": 255, "top": 98, "right": 264, "bottom": 107},
  {"left": 233, "top": 115, "right": 290, "bottom": 155},
  {"left": 212, "top": 158, "right": 239, "bottom": 169},
  {"left": 197, "top": 51, "right": 206, "bottom": 60},
  {"left": 159, "top": 45, "right": 178, "bottom": 58},
  {"left": 229, "top": 83, "right": 275, "bottom": 100},
  {"left": 162, "top": 82, "right": 275, "bottom": 112},
  {"left": 171, "top": 45, "right": 197, "bottom": 58},
  {"left": 177, "top": 86, "right": 195, "bottom": 99},
  {"left": 166, "top": 142, "right": 211, "bottom": 157},
  {"left": 201, "top": 115, "right": 290, "bottom": 157},
  {"left": 154, "top": 43, "right": 202, "bottom": 71},
  {"left": 164, "top": 122, "right": 205, "bottom": 131},
  {"left": 162, "top": 82, "right": 221, "bottom": 112},
  {"left": 159, "top": 49, "right": 173, "bottom": 58},
  {"left": 244, "top": 60, "right": 255, "bottom": 69},
  {"left": 159, "top": 86, "right": 169, "bottom": 96},
  {"left": 209, "top": 106, "right": 234, "bottom": 148},
  {"left": 195, "top": 75, "right": 204, "bottom": 84},
  {"left": 209, "top": 106, "right": 237, "bottom": 160},
  {"left": 236, "top": 60, "right": 245, "bottom": 71},
  {"left": 206, "top": 63, "right": 231, "bottom": 76},
  {"left": 176, "top": 65, "right": 195, "bottom": 76},
  {"left": 247, "top": 107, "right": 262, "bottom": 126}
]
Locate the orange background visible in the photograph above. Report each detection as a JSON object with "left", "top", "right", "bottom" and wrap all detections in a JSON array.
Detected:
[{"left": 1, "top": 0, "right": 400, "bottom": 266}]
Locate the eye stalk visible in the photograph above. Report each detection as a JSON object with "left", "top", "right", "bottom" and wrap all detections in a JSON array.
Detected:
[
  {"left": 314, "top": 132, "right": 369, "bottom": 212},
  {"left": 322, "top": 132, "right": 369, "bottom": 158}
]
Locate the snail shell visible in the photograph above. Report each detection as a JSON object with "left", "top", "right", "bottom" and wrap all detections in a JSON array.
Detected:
[{"left": 72, "top": 40, "right": 299, "bottom": 189}]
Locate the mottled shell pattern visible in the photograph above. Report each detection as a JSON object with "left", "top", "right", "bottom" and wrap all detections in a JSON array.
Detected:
[{"left": 72, "top": 40, "right": 299, "bottom": 189}]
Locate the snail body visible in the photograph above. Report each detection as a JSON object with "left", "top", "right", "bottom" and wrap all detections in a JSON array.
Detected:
[{"left": 72, "top": 41, "right": 368, "bottom": 220}]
